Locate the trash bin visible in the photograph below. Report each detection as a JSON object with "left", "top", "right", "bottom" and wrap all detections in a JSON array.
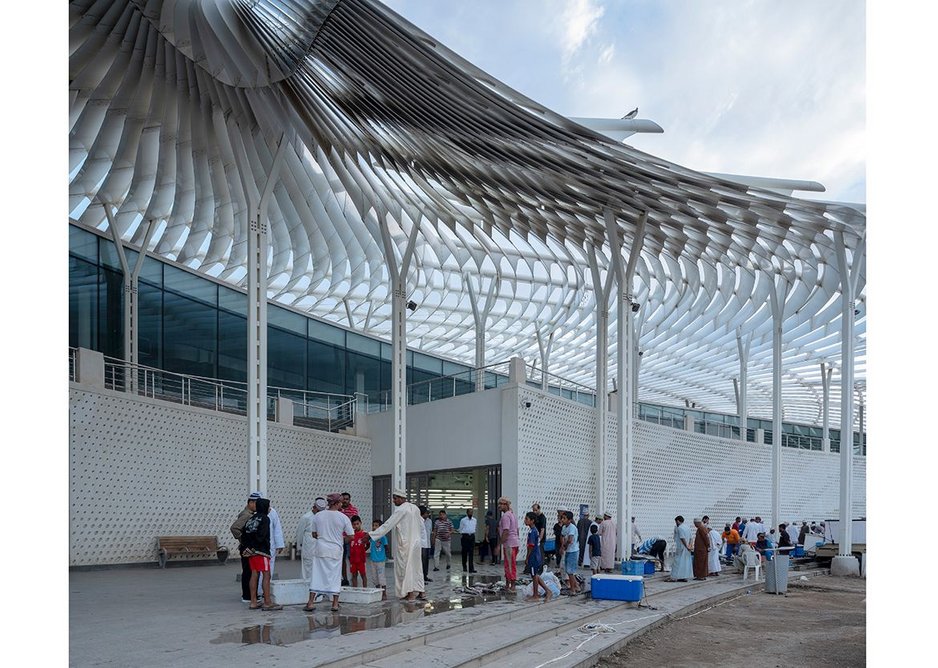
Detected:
[{"left": 764, "top": 553, "right": 790, "bottom": 594}]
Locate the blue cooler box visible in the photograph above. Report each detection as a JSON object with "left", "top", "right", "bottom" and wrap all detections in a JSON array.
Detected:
[
  {"left": 621, "top": 560, "right": 656, "bottom": 576},
  {"left": 591, "top": 574, "right": 644, "bottom": 602}
]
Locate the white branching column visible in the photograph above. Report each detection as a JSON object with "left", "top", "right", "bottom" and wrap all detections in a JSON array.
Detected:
[
  {"left": 832, "top": 230, "right": 865, "bottom": 576},
  {"left": 587, "top": 247, "right": 615, "bottom": 516},
  {"left": 233, "top": 133, "right": 288, "bottom": 496},
  {"left": 821, "top": 362, "right": 832, "bottom": 452},
  {"left": 467, "top": 275, "right": 499, "bottom": 391},
  {"left": 736, "top": 327, "right": 752, "bottom": 441},
  {"left": 102, "top": 203, "right": 156, "bottom": 393},
  {"left": 768, "top": 276, "right": 790, "bottom": 535},
  {"left": 536, "top": 327, "right": 555, "bottom": 391},
  {"left": 380, "top": 218, "right": 421, "bottom": 494},
  {"left": 606, "top": 209, "right": 646, "bottom": 563}
]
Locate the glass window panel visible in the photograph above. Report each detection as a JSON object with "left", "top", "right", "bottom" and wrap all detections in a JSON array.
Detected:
[
  {"left": 138, "top": 282, "right": 162, "bottom": 369},
  {"left": 140, "top": 254, "right": 162, "bottom": 286},
  {"left": 347, "top": 351, "right": 383, "bottom": 404},
  {"left": 414, "top": 352, "right": 442, "bottom": 374},
  {"left": 163, "top": 264, "right": 217, "bottom": 305},
  {"left": 218, "top": 285, "right": 247, "bottom": 315},
  {"left": 99, "top": 266, "right": 124, "bottom": 359},
  {"left": 308, "top": 340, "right": 345, "bottom": 395},
  {"left": 162, "top": 291, "right": 217, "bottom": 377},
  {"left": 268, "top": 327, "right": 307, "bottom": 390},
  {"left": 99, "top": 239, "right": 123, "bottom": 271},
  {"left": 381, "top": 342, "right": 393, "bottom": 360},
  {"left": 217, "top": 309, "right": 246, "bottom": 383},
  {"left": 70, "top": 225, "right": 98, "bottom": 262},
  {"left": 268, "top": 305, "right": 306, "bottom": 335},
  {"left": 347, "top": 332, "right": 380, "bottom": 356},
  {"left": 442, "top": 361, "right": 470, "bottom": 377},
  {"left": 69, "top": 256, "right": 98, "bottom": 350},
  {"left": 309, "top": 318, "right": 346, "bottom": 346}
]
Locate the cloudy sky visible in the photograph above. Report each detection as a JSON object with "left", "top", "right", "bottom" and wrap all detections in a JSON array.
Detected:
[{"left": 381, "top": 0, "right": 865, "bottom": 203}]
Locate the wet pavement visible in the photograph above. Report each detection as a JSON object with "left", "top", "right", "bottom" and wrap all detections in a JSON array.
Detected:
[{"left": 211, "top": 571, "right": 523, "bottom": 646}]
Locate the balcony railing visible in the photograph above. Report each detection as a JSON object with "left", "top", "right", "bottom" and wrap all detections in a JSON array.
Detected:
[{"left": 99, "top": 355, "right": 356, "bottom": 433}]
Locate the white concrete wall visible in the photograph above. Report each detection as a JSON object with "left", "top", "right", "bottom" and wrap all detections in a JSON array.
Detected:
[
  {"left": 513, "top": 384, "right": 867, "bottom": 551},
  {"left": 366, "top": 388, "right": 504, "bottom": 475},
  {"left": 69, "top": 385, "right": 371, "bottom": 567}
]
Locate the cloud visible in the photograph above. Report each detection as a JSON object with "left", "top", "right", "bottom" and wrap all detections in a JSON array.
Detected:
[
  {"left": 381, "top": 1, "right": 865, "bottom": 202},
  {"left": 557, "top": 0, "right": 605, "bottom": 64}
]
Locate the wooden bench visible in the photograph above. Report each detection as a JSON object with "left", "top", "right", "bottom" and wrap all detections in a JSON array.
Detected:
[{"left": 157, "top": 536, "right": 229, "bottom": 568}]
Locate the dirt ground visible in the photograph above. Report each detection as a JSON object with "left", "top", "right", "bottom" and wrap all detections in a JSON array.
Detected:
[{"left": 598, "top": 575, "right": 866, "bottom": 668}]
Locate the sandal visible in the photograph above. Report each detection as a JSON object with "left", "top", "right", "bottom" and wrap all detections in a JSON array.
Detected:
[
  {"left": 302, "top": 606, "right": 315, "bottom": 612},
  {"left": 262, "top": 604, "right": 283, "bottom": 611},
  {"left": 249, "top": 604, "right": 262, "bottom": 610},
  {"left": 330, "top": 605, "right": 340, "bottom": 612}
]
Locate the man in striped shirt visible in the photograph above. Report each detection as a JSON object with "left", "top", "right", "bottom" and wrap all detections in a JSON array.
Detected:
[{"left": 432, "top": 510, "right": 454, "bottom": 571}]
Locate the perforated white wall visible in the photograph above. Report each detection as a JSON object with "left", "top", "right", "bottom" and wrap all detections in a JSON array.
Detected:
[
  {"left": 70, "top": 387, "right": 371, "bottom": 566},
  {"left": 514, "top": 386, "right": 866, "bottom": 552}
]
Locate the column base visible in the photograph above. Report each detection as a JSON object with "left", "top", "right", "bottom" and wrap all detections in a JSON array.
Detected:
[{"left": 830, "top": 554, "right": 860, "bottom": 577}]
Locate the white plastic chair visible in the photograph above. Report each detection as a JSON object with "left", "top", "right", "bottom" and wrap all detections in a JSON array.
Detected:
[{"left": 742, "top": 549, "right": 762, "bottom": 581}]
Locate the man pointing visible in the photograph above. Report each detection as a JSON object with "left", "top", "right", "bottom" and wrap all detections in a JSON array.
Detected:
[{"left": 370, "top": 488, "right": 425, "bottom": 601}]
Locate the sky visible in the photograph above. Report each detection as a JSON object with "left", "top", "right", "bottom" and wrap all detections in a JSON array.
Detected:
[{"left": 381, "top": 0, "right": 866, "bottom": 203}]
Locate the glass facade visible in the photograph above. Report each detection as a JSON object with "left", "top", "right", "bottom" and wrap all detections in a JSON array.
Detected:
[
  {"left": 69, "top": 223, "right": 865, "bottom": 454},
  {"left": 68, "top": 225, "right": 471, "bottom": 405}
]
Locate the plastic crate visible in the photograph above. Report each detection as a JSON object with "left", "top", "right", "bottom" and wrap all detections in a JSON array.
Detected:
[
  {"left": 270, "top": 579, "right": 310, "bottom": 605},
  {"left": 591, "top": 574, "right": 644, "bottom": 601},
  {"left": 621, "top": 560, "right": 645, "bottom": 576},
  {"left": 339, "top": 587, "right": 384, "bottom": 604}
]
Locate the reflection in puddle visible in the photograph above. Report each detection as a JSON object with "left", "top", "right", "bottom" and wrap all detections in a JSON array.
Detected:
[{"left": 211, "top": 575, "right": 518, "bottom": 647}]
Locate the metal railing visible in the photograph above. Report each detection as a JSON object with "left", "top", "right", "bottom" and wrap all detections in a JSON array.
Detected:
[
  {"left": 525, "top": 363, "right": 596, "bottom": 406},
  {"left": 99, "top": 355, "right": 356, "bottom": 433},
  {"left": 270, "top": 387, "right": 357, "bottom": 433},
  {"left": 69, "top": 347, "right": 77, "bottom": 382},
  {"left": 370, "top": 361, "right": 512, "bottom": 413}
]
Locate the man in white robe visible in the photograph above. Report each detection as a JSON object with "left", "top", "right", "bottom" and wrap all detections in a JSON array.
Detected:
[
  {"left": 305, "top": 494, "right": 352, "bottom": 612},
  {"left": 370, "top": 488, "right": 426, "bottom": 601},
  {"left": 296, "top": 498, "right": 326, "bottom": 582},
  {"left": 708, "top": 525, "right": 723, "bottom": 575},
  {"left": 598, "top": 512, "right": 618, "bottom": 572}
]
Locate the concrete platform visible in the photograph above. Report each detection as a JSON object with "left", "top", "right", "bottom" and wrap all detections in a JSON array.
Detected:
[{"left": 69, "top": 557, "right": 825, "bottom": 667}]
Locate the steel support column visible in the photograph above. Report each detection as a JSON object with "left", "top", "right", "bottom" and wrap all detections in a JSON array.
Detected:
[
  {"left": 536, "top": 328, "right": 554, "bottom": 391},
  {"left": 821, "top": 362, "right": 832, "bottom": 452},
  {"left": 768, "top": 277, "right": 790, "bottom": 534},
  {"left": 233, "top": 133, "right": 288, "bottom": 496},
  {"left": 379, "top": 218, "right": 421, "bottom": 494},
  {"left": 467, "top": 276, "right": 499, "bottom": 391},
  {"left": 587, "top": 247, "right": 615, "bottom": 516},
  {"left": 736, "top": 327, "right": 752, "bottom": 441},
  {"left": 605, "top": 209, "right": 646, "bottom": 563},
  {"left": 102, "top": 204, "right": 156, "bottom": 393},
  {"left": 834, "top": 231, "right": 865, "bottom": 558}
]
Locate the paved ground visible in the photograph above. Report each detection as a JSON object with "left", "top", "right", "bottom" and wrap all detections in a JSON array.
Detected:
[
  {"left": 68, "top": 555, "right": 857, "bottom": 667},
  {"left": 596, "top": 575, "right": 866, "bottom": 668}
]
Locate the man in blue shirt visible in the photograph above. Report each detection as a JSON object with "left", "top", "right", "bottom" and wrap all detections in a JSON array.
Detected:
[
  {"left": 636, "top": 536, "right": 667, "bottom": 572},
  {"left": 560, "top": 511, "right": 580, "bottom": 594}
]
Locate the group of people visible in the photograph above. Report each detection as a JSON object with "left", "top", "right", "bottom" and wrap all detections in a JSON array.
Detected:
[
  {"left": 663, "top": 514, "right": 824, "bottom": 582},
  {"left": 239, "top": 491, "right": 821, "bottom": 610},
  {"left": 231, "top": 490, "right": 391, "bottom": 612}
]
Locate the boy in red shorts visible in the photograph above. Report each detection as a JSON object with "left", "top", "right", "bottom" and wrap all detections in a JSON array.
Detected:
[
  {"left": 348, "top": 515, "right": 370, "bottom": 587},
  {"left": 242, "top": 498, "right": 282, "bottom": 610}
]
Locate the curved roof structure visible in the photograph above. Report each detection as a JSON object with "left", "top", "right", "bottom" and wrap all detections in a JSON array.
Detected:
[{"left": 69, "top": 0, "right": 866, "bottom": 427}]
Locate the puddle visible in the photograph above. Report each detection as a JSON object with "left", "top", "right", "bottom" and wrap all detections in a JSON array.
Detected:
[{"left": 211, "top": 574, "right": 519, "bottom": 646}]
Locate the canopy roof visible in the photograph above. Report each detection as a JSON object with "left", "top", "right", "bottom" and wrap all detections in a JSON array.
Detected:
[{"left": 69, "top": 0, "right": 866, "bottom": 427}]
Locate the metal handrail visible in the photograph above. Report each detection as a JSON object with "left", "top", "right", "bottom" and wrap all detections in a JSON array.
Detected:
[
  {"left": 99, "top": 355, "right": 356, "bottom": 433},
  {"left": 369, "top": 361, "right": 513, "bottom": 412},
  {"left": 525, "top": 362, "right": 596, "bottom": 406}
]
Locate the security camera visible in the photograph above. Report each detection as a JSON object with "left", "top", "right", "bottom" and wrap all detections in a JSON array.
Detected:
[
  {"left": 524, "top": 401, "right": 532, "bottom": 408},
  {"left": 406, "top": 300, "right": 418, "bottom": 312},
  {"left": 630, "top": 302, "right": 640, "bottom": 313}
]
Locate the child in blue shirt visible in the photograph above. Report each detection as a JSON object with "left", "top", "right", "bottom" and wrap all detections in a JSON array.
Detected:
[
  {"left": 524, "top": 511, "right": 551, "bottom": 600},
  {"left": 368, "top": 519, "right": 389, "bottom": 597}
]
